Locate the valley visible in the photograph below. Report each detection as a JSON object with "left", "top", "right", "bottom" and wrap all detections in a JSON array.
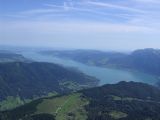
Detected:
[
  {"left": 40, "top": 49, "right": 160, "bottom": 76},
  {"left": 0, "top": 48, "right": 160, "bottom": 120},
  {"left": 22, "top": 51, "right": 160, "bottom": 86},
  {"left": 1, "top": 0, "right": 160, "bottom": 119}
]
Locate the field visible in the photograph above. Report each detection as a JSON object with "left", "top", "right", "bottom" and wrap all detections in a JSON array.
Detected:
[
  {"left": 35, "top": 93, "right": 88, "bottom": 120},
  {"left": 0, "top": 96, "right": 24, "bottom": 111}
]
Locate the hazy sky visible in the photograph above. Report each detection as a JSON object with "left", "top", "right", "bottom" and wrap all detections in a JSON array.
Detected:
[{"left": 0, "top": 0, "right": 160, "bottom": 50}]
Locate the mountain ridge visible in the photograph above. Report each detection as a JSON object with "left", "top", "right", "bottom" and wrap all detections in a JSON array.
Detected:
[{"left": 40, "top": 48, "right": 160, "bottom": 76}]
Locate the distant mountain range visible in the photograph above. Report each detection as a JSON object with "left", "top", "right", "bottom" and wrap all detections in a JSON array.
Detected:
[
  {"left": 0, "top": 49, "right": 160, "bottom": 120},
  {"left": 1, "top": 81, "right": 160, "bottom": 120},
  {"left": 40, "top": 48, "right": 160, "bottom": 77},
  {"left": 0, "top": 52, "right": 29, "bottom": 62}
]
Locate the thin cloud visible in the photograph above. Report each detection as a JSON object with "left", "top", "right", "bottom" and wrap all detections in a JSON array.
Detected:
[
  {"left": 4, "top": 14, "right": 27, "bottom": 18},
  {"left": 87, "top": 1, "right": 146, "bottom": 13},
  {"left": 1, "top": 0, "right": 160, "bottom": 33},
  {"left": 2, "top": 21, "right": 154, "bottom": 33},
  {"left": 4, "top": 4, "right": 130, "bottom": 21},
  {"left": 19, "top": 9, "right": 63, "bottom": 15},
  {"left": 45, "top": 3, "right": 134, "bottom": 20},
  {"left": 133, "top": 0, "right": 160, "bottom": 4}
]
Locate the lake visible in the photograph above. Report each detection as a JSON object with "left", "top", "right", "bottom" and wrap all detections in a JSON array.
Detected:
[{"left": 22, "top": 52, "right": 159, "bottom": 86}]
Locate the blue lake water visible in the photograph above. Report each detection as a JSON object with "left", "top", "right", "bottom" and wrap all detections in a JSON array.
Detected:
[{"left": 22, "top": 52, "right": 159, "bottom": 86}]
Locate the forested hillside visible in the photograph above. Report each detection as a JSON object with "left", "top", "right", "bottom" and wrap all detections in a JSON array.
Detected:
[
  {"left": 1, "top": 81, "right": 160, "bottom": 120},
  {"left": 0, "top": 62, "right": 98, "bottom": 110},
  {"left": 0, "top": 52, "right": 28, "bottom": 62},
  {"left": 83, "top": 81, "right": 160, "bottom": 120}
]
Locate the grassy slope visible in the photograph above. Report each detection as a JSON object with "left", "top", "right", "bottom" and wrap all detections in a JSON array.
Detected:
[
  {"left": 0, "top": 93, "right": 88, "bottom": 120},
  {"left": 2, "top": 81, "right": 160, "bottom": 120},
  {"left": 35, "top": 93, "right": 88, "bottom": 120},
  {"left": 0, "top": 92, "right": 58, "bottom": 111},
  {"left": 0, "top": 96, "right": 24, "bottom": 111},
  {"left": 109, "top": 111, "right": 128, "bottom": 119}
]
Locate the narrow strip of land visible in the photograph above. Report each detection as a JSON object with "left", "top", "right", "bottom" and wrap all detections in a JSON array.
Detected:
[{"left": 55, "top": 97, "right": 72, "bottom": 114}]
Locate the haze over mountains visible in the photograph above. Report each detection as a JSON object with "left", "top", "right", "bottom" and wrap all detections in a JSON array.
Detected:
[
  {"left": 1, "top": 0, "right": 160, "bottom": 119},
  {"left": 0, "top": 48, "right": 160, "bottom": 120},
  {"left": 41, "top": 48, "right": 160, "bottom": 77},
  {"left": 0, "top": 52, "right": 29, "bottom": 63}
]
